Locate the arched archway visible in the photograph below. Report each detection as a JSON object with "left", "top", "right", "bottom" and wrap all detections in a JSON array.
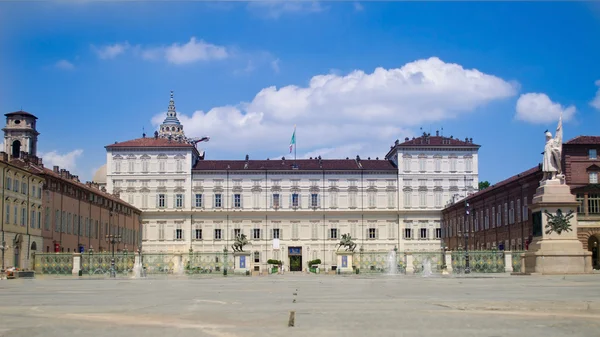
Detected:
[
  {"left": 588, "top": 235, "right": 600, "bottom": 270},
  {"left": 31, "top": 241, "right": 37, "bottom": 251},
  {"left": 11, "top": 140, "right": 21, "bottom": 158}
]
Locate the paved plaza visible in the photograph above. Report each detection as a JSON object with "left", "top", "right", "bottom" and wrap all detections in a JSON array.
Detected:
[{"left": 1, "top": 274, "right": 599, "bottom": 337}]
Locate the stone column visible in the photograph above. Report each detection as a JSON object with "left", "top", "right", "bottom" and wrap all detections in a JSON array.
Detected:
[
  {"left": 444, "top": 251, "right": 453, "bottom": 273},
  {"left": 504, "top": 251, "right": 512, "bottom": 273},
  {"left": 72, "top": 253, "right": 81, "bottom": 276},
  {"left": 405, "top": 253, "right": 414, "bottom": 274}
]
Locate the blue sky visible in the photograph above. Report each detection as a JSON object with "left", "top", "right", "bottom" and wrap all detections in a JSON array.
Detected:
[{"left": 1, "top": 1, "right": 599, "bottom": 184}]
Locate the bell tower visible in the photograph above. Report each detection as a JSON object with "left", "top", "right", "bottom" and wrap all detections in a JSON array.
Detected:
[
  {"left": 158, "top": 91, "right": 186, "bottom": 142},
  {"left": 2, "top": 110, "right": 39, "bottom": 160}
]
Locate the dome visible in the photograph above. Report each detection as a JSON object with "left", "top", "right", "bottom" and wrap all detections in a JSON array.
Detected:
[{"left": 92, "top": 164, "right": 107, "bottom": 184}]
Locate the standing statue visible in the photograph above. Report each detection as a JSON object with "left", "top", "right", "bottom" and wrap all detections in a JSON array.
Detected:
[
  {"left": 231, "top": 233, "right": 250, "bottom": 252},
  {"left": 336, "top": 234, "right": 357, "bottom": 252},
  {"left": 542, "top": 113, "right": 563, "bottom": 182}
]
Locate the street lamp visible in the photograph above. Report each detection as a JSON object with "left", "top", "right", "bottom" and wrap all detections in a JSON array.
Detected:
[
  {"left": 464, "top": 201, "right": 471, "bottom": 274},
  {"left": 105, "top": 234, "right": 122, "bottom": 278}
]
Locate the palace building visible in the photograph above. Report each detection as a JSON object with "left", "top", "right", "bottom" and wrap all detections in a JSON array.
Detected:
[{"left": 98, "top": 92, "right": 480, "bottom": 272}]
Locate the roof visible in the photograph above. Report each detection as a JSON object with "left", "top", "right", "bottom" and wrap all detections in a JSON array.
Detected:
[
  {"left": 565, "top": 136, "right": 600, "bottom": 145},
  {"left": 40, "top": 167, "right": 141, "bottom": 213},
  {"left": 106, "top": 137, "right": 195, "bottom": 149},
  {"left": 397, "top": 135, "right": 480, "bottom": 147},
  {"left": 446, "top": 165, "right": 542, "bottom": 208},
  {"left": 5, "top": 110, "right": 38, "bottom": 119},
  {"left": 193, "top": 158, "right": 397, "bottom": 172}
]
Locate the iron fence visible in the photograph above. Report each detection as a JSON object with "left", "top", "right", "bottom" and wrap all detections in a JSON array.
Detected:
[
  {"left": 185, "top": 251, "right": 233, "bottom": 275},
  {"left": 81, "top": 253, "right": 134, "bottom": 276},
  {"left": 412, "top": 252, "right": 444, "bottom": 274},
  {"left": 512, "top": 251, "right": 524, "bottom": 273},
  {"left": 32, "top": 253, "right": 73, "bottom": 275},
  {"left": 451, "top": 250, "right": 505, "bottom": 273},
  {"left": 356, "top": 251, "right": 407, "bottom": 274}
]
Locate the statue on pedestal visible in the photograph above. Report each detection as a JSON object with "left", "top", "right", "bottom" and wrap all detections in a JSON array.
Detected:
[{"left": 542, "top": 113, "right": 563, "bottom": 182}]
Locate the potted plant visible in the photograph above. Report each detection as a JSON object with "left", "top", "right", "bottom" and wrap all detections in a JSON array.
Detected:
[
  {"left": 268, "top": 259, "right": 282, "bottom": 274},
  {"left": 308, "top": 259, "right": 321, "bottom": 273}
]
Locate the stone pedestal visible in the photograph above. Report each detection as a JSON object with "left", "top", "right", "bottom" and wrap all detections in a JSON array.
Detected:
[
  {"left": 444, "top": 251, "right": 453, "bottom": 273},
  {"left": 523, "top": 179, "right": 592, "bottom": 274},
  {"left": 335, "top": 251, "right": 354, "bottom": 274},
  {"left": 234, "top": 252, "right": 251, "bottom": 275},
  {"left": 72, "top": 253, "right": 81, "bottom": 276},
  {"left": 405, "top": 253, "right": 415, "bottom": 274}
]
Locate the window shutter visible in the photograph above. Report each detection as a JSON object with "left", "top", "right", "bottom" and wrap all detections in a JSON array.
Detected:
[
  {"left": 318, "top": 194, "right": 321, "bottom": 208},
  {"left": 182, "top": 195, "right": 185, "bottom": 208},
  {"left": 298, "top": 194, "right": 302, "bottom": 209},
  {"left": 426, "top": 228, "right": 430, "bottom": 239},
  {"left": 270, "top": 195, "right": 273, "bottom": 208},
  {"left": 182, "top": 228, "right": 185, "bottom": 240},
  {"left": 240, "top": 195, "right": 243, "bottom": 209},
  {"left": 376, "top": 228, "right": 379, "bottom": 239},
  {"left": 269, "top": 228, "right": 273, "bottom": 239},
  {"left": 289, "top": 194, "right": 292, "bottom": 208},
  {"left": 172, "top": 228, "right": 176, "bottom": 241},
  {"left": 279, "top": 229, "right": 283, "bottom": 240}
]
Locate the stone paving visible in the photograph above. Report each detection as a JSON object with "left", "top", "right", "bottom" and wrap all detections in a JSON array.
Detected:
[{"left": 1, "top": 274, "right": 599, "bottom": 337}]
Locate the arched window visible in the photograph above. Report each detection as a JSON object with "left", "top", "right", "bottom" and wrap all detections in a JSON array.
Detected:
[
  {"left": 11, "top": 140, "right": 21, "bottom": 158},
  {"left": 31, "top": 241, "right": 37, "bottom": 251}
]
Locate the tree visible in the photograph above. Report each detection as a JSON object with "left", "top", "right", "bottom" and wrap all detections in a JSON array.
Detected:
[{"left": 478, "top": 181, "right": 490, "bottom": 191}]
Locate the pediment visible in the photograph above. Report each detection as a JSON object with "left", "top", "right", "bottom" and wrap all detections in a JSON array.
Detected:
[{"left": 586, "top": 164, "right": 600, "bottom": 172}]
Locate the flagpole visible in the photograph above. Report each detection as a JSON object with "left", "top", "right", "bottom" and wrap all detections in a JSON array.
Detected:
[{"left": 294, "top": 125, "right": 297, "bottom": 167}]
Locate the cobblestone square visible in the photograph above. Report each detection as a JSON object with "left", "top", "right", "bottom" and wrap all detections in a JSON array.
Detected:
[{"left": 1, "top": 274, "right": 599, "bottom": 337}]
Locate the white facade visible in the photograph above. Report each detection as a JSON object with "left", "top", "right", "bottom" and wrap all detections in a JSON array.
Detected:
[{"left": 103, "top": 96, "right": 480, "bottom": 272}]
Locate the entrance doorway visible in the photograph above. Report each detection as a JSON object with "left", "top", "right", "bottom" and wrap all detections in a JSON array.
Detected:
[
  {"left": 588, "top": 235, "right": 599, "bottom": 270},
  {"left": 288, "top": 246, "right": 302, "bottom": 272}
]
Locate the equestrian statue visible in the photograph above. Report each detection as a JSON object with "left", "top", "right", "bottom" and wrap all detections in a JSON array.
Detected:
[
  {"left": 231, "top": 233, "right": 250, "bottom": 252},
  {"left": 336, "top": 233, "right": 357, "bottom": 252}
]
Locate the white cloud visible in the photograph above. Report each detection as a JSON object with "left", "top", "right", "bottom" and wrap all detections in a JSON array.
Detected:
[
  {"left": 247, "top": 1, "right": 325, "bottom": 19},
  {"left": 591, "top": 80, "right": 600, "bottom": 111},
  {"left": 132, "top": 37, "right": 228, "bottom": 65},
  {"left": 515, "top": 93, "right": 576, "bottom": 124},
  {"left": 271, "top": 58, "right": 280, "bottom": 73},
  {"left": 354, "top": 2, "right": 364, "bottom": 11},
  {"left": 39, "top": 149, "right": 83, "bottom": 172},
  {"left": 152, "top": 57, "right": 517, "bottom": 160},
  {"left": 55, "top": 59, "right": 75, "bottom": 70},
  {"left": 91, "top": 42, "right": 130, "bottom": 59}
]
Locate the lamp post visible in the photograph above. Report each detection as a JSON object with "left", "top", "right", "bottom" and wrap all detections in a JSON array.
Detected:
[
  {"left": 105, "top": 234, "right": 122, "bottom": 278},
  {"left": 464, "top": 201, "right": 471, "bottom": 274}
]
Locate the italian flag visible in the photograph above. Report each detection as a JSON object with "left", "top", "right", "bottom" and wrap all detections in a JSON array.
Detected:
[{"left": 289, "top": 125, "right": 296, "bottom": 153}]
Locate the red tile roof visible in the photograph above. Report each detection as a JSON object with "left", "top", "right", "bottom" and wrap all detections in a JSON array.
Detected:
[
  {"left": 193, "top": 159, "right": 397, "bottom": 171},
  {"left": 5, "top": 110, "right": 38, "bottom": 119},
  {"left": 396, "top": 135, "right": 480, "bottom": 147},
  {"left": 106, "top": 137, "right": 195, "bottom": 149},
  {"left": 565, "top": 136, "right": 600, "bottom": 145}
]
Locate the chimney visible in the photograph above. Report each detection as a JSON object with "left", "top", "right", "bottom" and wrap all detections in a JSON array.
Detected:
[
  {"left": 53, "top": 166, "right": 59, "bottom": 173},
  {"left": 436, "top": 130, "right": 439, "bottom": 136}
]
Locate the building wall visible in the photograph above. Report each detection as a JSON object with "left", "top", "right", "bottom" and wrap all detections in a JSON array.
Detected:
[
  {"left": 0, "top": 156, "right": 45, "bottom": 270},
  {"left": 441, "top": 166, "right": 542, "bottom": 251},
  {"left": 41, "top": 167, "right": 142, "bottom": 254}
]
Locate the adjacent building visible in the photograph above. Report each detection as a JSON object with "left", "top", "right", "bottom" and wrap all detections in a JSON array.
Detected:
[
  {"left": 98, "top": 92, "right": 480, "bottom": 272},
  {"left": 1, "top": 110, "right": 141, "bottom": 272},
  {"left": 441, "top": 136, "right": 600, "bottom": 269}
]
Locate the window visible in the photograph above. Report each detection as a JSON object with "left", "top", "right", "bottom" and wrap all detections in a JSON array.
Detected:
[
  {"left": 6, "top": 177, "right": 11, "bottom": 190},
  {"left": 516, "top": 199, "right": 521, "bottom": 222},
  {"left": 589, "top": 194, "right": 600, "bottom": 214},
  {"left": 158, "top": 224, "right": 165, "bottom": 240},
  {"left": 142, "top": 160, "right": 149, "bottom": 173},
  {"left": 176, "top": 159, "right": 183, "bottom": 172},
  {"left": 403, "top": 158, "right": 411, "bottom": 172},
  {"left": 5, "top": 204, "right": 9, "bottom": 224},
  {"left": 252, "top": 192, "right": 260, "bottom": 209},
  {"left": 465, "top": 157, "right": 473, "bottom": 172},
  {"left": 404, "top": 228, "right": 412, "bottom": 239},
  {"left": 291, "top": 193, "right": 299, "bottom": 208},
  {"left": 435, "top": 228, "right": 442, "bottom": 239},
  {"left": 523, "top": 197, "right": 528, "bottom": 221},
  {"left": 387, "top": 191, "right": 395, "bottom": 208},
  {"left": 272, "top": 194, "right": 280, "bottom": 208},
  {"left": 434, "top": 157, "right": 441, "bottom": 172},
  {"left": 195, "top": 194, "right": 203, "bottom": 208},
  {"left": 234, "top": 194, "right": 241, "bottom": 208},
  {"left": 21, "top": 208, "right": 26, "bottom": 226},
  {"left": 449, "top": 158, "right": 457, "bottom": 172},
  {"left": 158, "top": 160, "right": 166, "bottom": 172},
  {"left": 254, "top": 251, "right": 260, "bottom": 263},
  {"left": 176, "top": 194, "right": 183, "bottom": 208},
  {"left": 509, "top": 201, "right": 515, "bottom": 224},
  {"left": 420, "top": 228, "right": 427, "bottom": 239},
  {"left": 387, "top": 222, "right": 395, "bottom": 239},
  {"left": 590, "top": 172, "right": 598, "bottom": 184},
  {"left": 272, "top": 228, "right": 280, "bottom": 239},
  {"left": 404, "top": 191, "right": 412, "bottom": 208},
  {"left": 330, "top": 191, "right": 338, "bottom": 208},
  {"left": 158, "top": 194, "right": 165, "bottom": 208},
  {"left": 368, "top": 228, "right": 376, "bottom": 239},
  {"left": 590, "top": 149, "right": 597, "bottom": 160},
  {"left": 419, "top": 191, "right": 427, "bottom": 207},
  {"left": 329, "top": 228, "right": 338, "bottom": 239},
  {"left": 234, "top": 228, "right": 241, "bottom": 238},
  {"left": 311, "top": 193, "right": 319, "bottom": 208},
  {"left": 142, "top": 194, "right": 148, "bottom": 209},
  {"left": 14, "top": 179, "right": 19, "bottom": 192},
  {"left": 368, "top": 192, "right": 376, "bottom": 208},
  {"left": 212, "top": 228, "right": 221, "bottom": 240},
  {"left": 311, "top": 222, "right": 318, "bottom": 239},
  {"left": 349, "top": 192, "right": 357, "bottom": 208},
  {"left": 128, "top": 160, "right": 134, "bottom": 173},
  {"left": 115, "top": 160, "right": 121, "bottom": 173},
  {"left": 22, "top": 182, "right": 26, "bottom": 194},
  {"left": 44, "top": 207, "right": 50, "bottom": 230},
  {"left": 419, "top": 157, "right": 426, "bottom": 172},
  {"left": 434, "top": 191, "right": 442, "bottom": 208},
  {"left": 292, "top": 222, "right": 299, "bottom": 239},
  {"left": 30, "top": 210, "right": 35, "bottom": 228},
  {"left": 214, "top": 194, "right": 222, "bottom": 208},
  {"left": 176, "top": 228, "right": 183, "bottom": 240},
  {"left": 253, "top": 228, "right": 261, "bottom": 239},
  {"left": 195, "top": 228, "right": 202, "bottom": 240}
]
